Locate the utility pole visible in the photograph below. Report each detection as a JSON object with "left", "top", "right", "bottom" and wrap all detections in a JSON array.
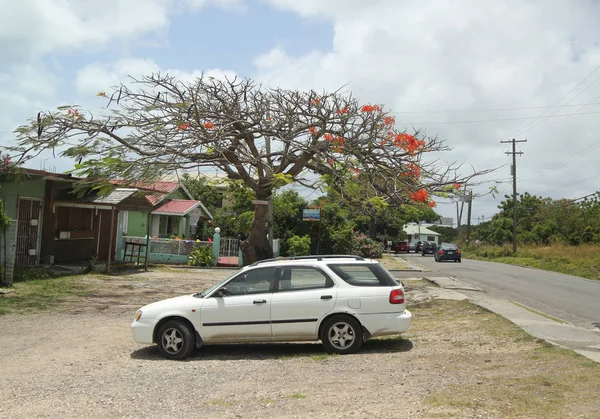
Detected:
[
  {"left": 501, "top": 138, "right": 527, "bottom": 254},
  {"left": 466, "top": 190, "right": 473, "bottom": 244}
]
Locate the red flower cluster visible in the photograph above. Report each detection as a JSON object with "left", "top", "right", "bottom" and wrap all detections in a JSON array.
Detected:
[
  {"left": 328, "top": 158, "right": 335, "bottom": 165},
  {"left": 453, "top": 183, "right": 462, "bottom": 190},
  {"left": 384, "top": 116, "right": 396, "bottom": 125},
  {"left": 67, "top": 109, "right": 79, "bottom": 117},
  {"left": 427, "top": 201, "right": 437, "bottom": 208},
  {"left": 323, "top": 133, "right": 334, "bottom": 141},
  {"left": 394, "top": 133, "right": 425, "bottom": 155},
  {"left": 311, "top": 98, "right": 321, "bottom": 106},
  {"left": 409, "top": 189, "right": 428, "bottom": 203},
  {"left": 179, "top": 122, "right": 190, "bottom": 130},
  {"left": 361, "top": 104, "right": 382, "bottom": 113},
  {"left": 309, "top": 126, "right": 318, "bottom": 135},
  {"left": 204, "top": 122, "right": 214, "bottom": 129},
  {"left": 336, "top": 107, "right": 349, "bottom": 114},
  {"left": 331, "top": 136, "right": 345, "bottom": 152},
  {"left": 401, "top": 162, "right": 421, "bottom": 179}
]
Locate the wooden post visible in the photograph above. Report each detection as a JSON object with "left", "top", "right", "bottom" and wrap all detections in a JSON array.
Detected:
[
  {"left": 144, "top": 212, "right": 151, "bottom": 271},
  {"left": 106, "top": 206, "right": 115, "bottom": 274}
]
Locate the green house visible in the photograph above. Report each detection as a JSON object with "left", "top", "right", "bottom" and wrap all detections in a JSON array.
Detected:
[{"left": 119, "top": 181, "right": 213, "bottom": 240}]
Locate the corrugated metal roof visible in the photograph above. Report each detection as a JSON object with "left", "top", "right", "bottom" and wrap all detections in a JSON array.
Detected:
[
  {"left": 81, "top": 188, "right": 138, "bottom": 205},
  {"left": 152, "top": 200, "right": 203, "bottom": 216}
]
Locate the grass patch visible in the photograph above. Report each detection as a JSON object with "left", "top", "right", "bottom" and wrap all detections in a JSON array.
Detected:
[
  {"left": 380, "top": 255, "right": 409, "bottom": 270},
  {"left": 463, "top": 244, "right": 600, "bottom": 280},
  {"left": 0, "top": 275, "right": 95, "bottom": 315},
  {"left": 416, "top": 298, "right": 600, "bottom": 418},
  {"left": 288, "top": 393, "right": 307, "bottom": 399},
  {"left": 510, "top": 301, "right": 567, "bottom": 324},
  {"left": 203, "top": 399, "right": 234, "bottom": 407}
]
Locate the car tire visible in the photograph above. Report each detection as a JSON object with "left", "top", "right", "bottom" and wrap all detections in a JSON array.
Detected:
[
  {"left": 458, "top": 259, "right": 461, "bottom": 263},
  {"left": 157, "top": 320, "right": 196, "bottom": 360},
  {"left": 320, "top": 315, "right": 363, "bottom": 355}
]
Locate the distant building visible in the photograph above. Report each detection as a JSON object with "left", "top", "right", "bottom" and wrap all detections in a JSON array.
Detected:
[{"left": 403, "top": 223, "right": 441, "bottom": 244}]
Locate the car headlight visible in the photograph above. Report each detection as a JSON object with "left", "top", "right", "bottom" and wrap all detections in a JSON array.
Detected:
[{"left": 134, "top": 310, "right": 143, "bottom": 321}]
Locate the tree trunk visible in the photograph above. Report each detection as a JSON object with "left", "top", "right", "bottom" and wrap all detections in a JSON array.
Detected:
[
  {"left": 240, "top": 202, "right": 273, "bottom": 266},
  {"left": 369, "top": 217, "right": 377, "bottom": 240}
]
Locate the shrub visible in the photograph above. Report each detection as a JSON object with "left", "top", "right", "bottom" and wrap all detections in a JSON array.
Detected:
[
  {"left": 188, "top": 245, "right": 214, "bottom": 267},
  {"left": 351, "top": 233, "right": 383, "bottom": 258},
  {"left": 287, "top": 235, "right": 311, "bottom": 256}
]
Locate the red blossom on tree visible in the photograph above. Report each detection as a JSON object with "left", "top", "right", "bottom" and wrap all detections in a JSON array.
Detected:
[
  {"left": 323, "top": 133, "right": 334, "bottom": 141},
  {"left": 427, "top": 201, "right": 437, "bottom": 208},
  {"left": 179, "top": 122, "right": 190, "bottom": 130},
  {"left": 409, "top": 189, "right": 429, "bottom": 203},
  {"left": 309, "top": 127, "right": 318, "bottom": 135},
  {"left": 384, "top": 116, "right": 396, "bottom": 125},
  {"left": 204, "top": 121, "right": 214, "bottom": 129},
  {"left": 453, "top": 183, "right": 462, "bottom": 189},
  {"left": 361, "top": 104, "right": 382, "bottom": 113},
  {"left": 336, "top": 107, "right": 349, "bottom": 114}
]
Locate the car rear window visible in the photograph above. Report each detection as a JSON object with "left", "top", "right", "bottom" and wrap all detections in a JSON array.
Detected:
[
  {"left": 441, "top": 244, "right": 458, "bottom": 250},
  {"left": 327, "top": 263, "right": 397, "bottom": 287}
]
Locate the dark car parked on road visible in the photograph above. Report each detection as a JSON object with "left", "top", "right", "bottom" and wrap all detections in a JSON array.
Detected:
[
  {"left": 421, "top": 242, "right": 437, "bottom": 256},
  {"left": 434, "top": 243, "right": 461, "bottom": 262},
  {"left": 408, "top": 242, "right": 417, "bottom": 253},
  {"left": 415, "top": 241, "right": 425, "bottom": 252}
]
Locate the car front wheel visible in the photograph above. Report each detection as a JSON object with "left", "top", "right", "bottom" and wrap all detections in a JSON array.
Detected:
[
  {"left": 157, "top": 320, "right": 196, "bottom": 360},
  {"left": 320, "top": 315, "right": 363, "bottom": 354}
]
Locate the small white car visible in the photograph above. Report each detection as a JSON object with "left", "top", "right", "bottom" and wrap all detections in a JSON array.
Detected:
[{"left": 131, "top": 255, "right": 412, "bottom": 360}]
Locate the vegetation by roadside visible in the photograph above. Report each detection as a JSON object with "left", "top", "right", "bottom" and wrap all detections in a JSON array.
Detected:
[
  {"left": 380, "top": 254, "right": 409, "bottom": 270},
  {"left": 463, "top": 243, "right": 600, "bottom": 280},
  {"left": 0, "top": 274, "right": 96, "bottom": 315},
  {"left": 408, "top": 298, "right": 600, "bottom": 418}
]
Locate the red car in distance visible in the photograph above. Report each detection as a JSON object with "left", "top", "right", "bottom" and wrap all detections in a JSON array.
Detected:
[{"left": 394, "top": 241, "right": 409, "bottom": 253}]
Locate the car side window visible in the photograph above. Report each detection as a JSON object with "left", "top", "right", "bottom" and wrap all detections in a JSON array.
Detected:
[
  {"left": 277, "top": 267, "right": 333, "bottom": 292},
  {"left": 221, "top": 267, "right": 276, "bottom": 296}
]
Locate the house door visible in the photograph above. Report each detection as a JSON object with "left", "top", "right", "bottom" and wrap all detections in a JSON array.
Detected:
[
  {"left": 15, "top": 198, "right": 43, "bottom": 267},
  {"left": 97, "top": 209, "right": 118, "bottom": 261}
]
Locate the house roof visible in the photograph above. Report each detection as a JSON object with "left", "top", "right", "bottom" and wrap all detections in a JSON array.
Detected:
[
  {"left": 403, "top": 224, "right": 441, "bottom": 236},
  {"left": 152, "top": 200, "right": 204, "bottom": 216},
  {"left": 78, "top": 188, "right": 154, "bottom": 212},
  {"left": 24, "top": 168, "right": 80, "bottom": 181}
]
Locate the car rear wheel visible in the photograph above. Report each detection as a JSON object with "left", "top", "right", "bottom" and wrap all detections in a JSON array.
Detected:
[
  {"left": 157, "top": 320, "right": 196, "bottom": 360},
  {"left": 320, "top": 315, "right": 363, "bottom": 354}
]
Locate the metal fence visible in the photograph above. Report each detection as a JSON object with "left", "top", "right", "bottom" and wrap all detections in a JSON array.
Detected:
[
  {"left": 219, "top": 237, "right": 239, "bottom": 257},
  {"left": 123, "top": 237, "right": 211, "bottom": 256}
]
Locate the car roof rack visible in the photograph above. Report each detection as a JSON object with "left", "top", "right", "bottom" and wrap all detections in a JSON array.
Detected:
[{"left": 249, "top": 255, "right": 365, "bottom": 267}]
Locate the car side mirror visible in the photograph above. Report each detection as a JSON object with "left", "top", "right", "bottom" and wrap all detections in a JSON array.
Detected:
[{"left": 213, "top": 287, "right": 227, "bottom": 298}]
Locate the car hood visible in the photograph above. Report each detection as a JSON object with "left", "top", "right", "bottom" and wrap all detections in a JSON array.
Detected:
[{"left": 140, "top": 294, "right": 199, "bottom": 316}]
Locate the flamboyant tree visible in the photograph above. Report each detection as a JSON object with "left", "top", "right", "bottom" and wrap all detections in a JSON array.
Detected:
[{"left": 11, "top": 74, "right": 488, "bottom": 264}]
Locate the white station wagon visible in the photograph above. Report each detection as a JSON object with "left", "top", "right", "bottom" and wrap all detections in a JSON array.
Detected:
[{"left": 131, "top": 255, "right": 412, "bottom": 359}]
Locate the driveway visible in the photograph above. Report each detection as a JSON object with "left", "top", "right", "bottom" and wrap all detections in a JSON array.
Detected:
[{"left": 396, "top": 253, "right": 600, "bottom": 330}]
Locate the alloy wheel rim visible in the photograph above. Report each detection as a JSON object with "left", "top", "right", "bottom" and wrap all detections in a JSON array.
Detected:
[
  {"left": 162, "top": 328, "right": 184, "bottom": 354},
  {"left": 328, "top": 322, "right": 355, "bottom": 350}
]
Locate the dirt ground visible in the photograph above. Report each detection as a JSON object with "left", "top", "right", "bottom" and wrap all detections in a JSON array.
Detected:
[{"left": 0, "top": 268, "right": 599, "bottom": 419}]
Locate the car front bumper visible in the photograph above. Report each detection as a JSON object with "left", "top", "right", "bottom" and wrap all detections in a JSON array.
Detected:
[
  {"left": 357, "top": 309, "right": 412, "bottom": 338},
  {"left": 131, "top": 318, "right": 157, "bottom": 344}
]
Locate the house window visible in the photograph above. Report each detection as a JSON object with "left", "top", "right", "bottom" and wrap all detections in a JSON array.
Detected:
[
  {"left": 215, "top": 193, "right": 223, "bottom": 209},
  {"left": 427, "top": 236, "right": 435, "bottom": 242},
  {"left": 158, "top": 215, "right": 180, "bottom": 237}
]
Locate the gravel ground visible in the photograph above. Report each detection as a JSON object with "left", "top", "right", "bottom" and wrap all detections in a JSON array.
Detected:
[{"left": 1, "top": 268, "right": 598, "bottom": 419}]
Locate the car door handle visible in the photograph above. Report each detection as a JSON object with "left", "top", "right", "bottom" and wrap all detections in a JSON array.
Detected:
[
  {"left": 253, "top": 299, "right": 267, "bottom": 304},
  {"left": 321, "top": 295, "right": 333, "bottom": 300}
]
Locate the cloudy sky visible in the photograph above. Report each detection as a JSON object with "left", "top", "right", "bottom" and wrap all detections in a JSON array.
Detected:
[{"left": 2, "top": 0, "right": 600, "bottom": 225}]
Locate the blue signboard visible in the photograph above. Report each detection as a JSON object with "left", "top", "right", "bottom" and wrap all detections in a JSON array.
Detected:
[{"left": 302, "top": 208, "right": 321, "bottom": 221}]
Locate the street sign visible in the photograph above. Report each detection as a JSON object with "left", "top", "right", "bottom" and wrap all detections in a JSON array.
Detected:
[{"left": 302, "top": 208, "right": 321, "bottom": 221}]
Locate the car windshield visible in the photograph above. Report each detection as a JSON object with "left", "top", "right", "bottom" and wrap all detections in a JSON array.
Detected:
[{"left": 195, "top": 270, "right": 240, "bottom": 298}]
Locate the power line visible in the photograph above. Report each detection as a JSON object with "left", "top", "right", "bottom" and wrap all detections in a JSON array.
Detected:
[
  {"left": 399, "top": 110, "right": 600, "bottom": 125},
  {"left": 515, "top": 64, "right": 600, "bottom": 135},
  {"left": 501, "top": 138, "right": 527, "bottom": 254},
  {"left": 389, "top": 102, "right": 600, "bottom": 115}
]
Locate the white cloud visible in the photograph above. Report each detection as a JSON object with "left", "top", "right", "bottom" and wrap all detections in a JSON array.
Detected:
[{"left": 255, "top": 0, "right": 600, "bottom": 222}]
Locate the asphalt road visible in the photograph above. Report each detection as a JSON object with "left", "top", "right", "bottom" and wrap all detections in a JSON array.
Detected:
[{"left": 395, "top": 253, "right": 600, "bottom": 330}]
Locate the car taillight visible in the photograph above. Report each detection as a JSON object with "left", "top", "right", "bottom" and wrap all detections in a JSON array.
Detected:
[
  {"left": 439, "top": 250, "right": 445, "bottom": 255},
  {"left": 389, "top": 289, "right": 404, "bottom": 304},
  {"left": 456, "top": 250, "right": 461, "bottom": 254}
]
